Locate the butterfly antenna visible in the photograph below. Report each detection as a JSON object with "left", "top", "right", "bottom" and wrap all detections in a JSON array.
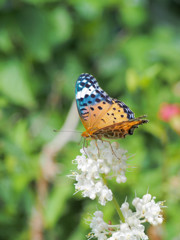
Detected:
[
  {"left": 53, "top": 129, "right": 83, "bottom": 133},
  {"left": 138, "top": 115, "right": 148, "bottom": 119}
]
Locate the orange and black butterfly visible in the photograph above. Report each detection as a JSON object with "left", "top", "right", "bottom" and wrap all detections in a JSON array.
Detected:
[{"left": 75, "top": 73, "right": 148, "bottom": 140}]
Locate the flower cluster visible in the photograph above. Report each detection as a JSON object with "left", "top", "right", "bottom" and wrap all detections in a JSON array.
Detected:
[
  {"left": 73, "top": 140, "right": 128, "bottom": 205},
  {"left": 89, "top": 194, "right": 164, "bottom": 240}
]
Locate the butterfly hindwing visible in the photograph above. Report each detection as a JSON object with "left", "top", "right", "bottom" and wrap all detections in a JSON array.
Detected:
[{"left": 93, "top": 117, "right": 148, "bottom": 139}]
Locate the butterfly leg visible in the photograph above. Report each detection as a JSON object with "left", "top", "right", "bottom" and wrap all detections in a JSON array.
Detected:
[
  {"left": 95, "top": 139, "right": 101, "bottom": 158},
  {"left": 82, "top": 138, "right": 89, "bottom": 157},
  {"left": 102, "top": 139, "right": 120, "bottom": 160},
  {"left": 109, "top": 141, "right": 120, "bottom": 160}
]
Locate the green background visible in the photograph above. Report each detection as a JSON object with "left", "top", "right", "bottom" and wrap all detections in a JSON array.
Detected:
[{"left": 0, "top": 0, "right": 180, "bottom": 239}]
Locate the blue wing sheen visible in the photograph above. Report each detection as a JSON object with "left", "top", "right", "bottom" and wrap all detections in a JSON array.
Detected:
[{"left": 75, "top": 73, "right": 112, "bottom": 119}]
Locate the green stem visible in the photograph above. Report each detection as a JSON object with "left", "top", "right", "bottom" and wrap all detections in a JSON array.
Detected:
[
  {"left": 112, "top": 195, "right": 125, "bottom": 223},
  {"left": 102, "top": 175, "right": 125, "bottom": 223}
]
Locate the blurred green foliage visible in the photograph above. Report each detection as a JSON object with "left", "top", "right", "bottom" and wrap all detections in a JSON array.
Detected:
[{"left": 0, "top": 0, "right": 180, "bottom": 239}]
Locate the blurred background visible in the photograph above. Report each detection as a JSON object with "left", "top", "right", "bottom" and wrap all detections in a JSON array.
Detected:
[{"left": 0, "top": 0, "right": 180, "bottom": 239}]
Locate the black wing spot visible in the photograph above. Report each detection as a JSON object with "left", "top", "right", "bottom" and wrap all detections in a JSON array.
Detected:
[
  {"left": 95, "top": 98, "right": 101, "bottom": 103},
  {"left": 90, "top": 107, "right": 94, "bottom": 111},
  {"left": 85, "top": 94, "right": 89, "bottom": 98},
  {"left": 94, "top": 114, "right": 96, "bottom": 117},
  {"left": 113, "top": 108, "right": 116, "bottom": 110},
  {"left": 83, "top": 103, "right": 87, "bottom": 106},
  {"left": 98, "top": 106, "right": 103, "bottom": 110},
  {"left": 114, "top": 117, "right": 116, "bottom": 120},
  {"left": 103, "top": 101, "right": 106, "bottom": 104},
  {"left": 101, "top": 119, "right": 105, "bottom": 123},
  {"left": 91, "top": 94, "right": 95, "bottom": 98},
  {"left": 80, "top": 82, "right": 85, "bottom": 86},
  {"left": 88, "top": 101, "right": 92, "bottom": 104},
  {"left": 111, "top": 113, "right": 114, "bottom": 116},
  {"left": 82, "top": 112, "right": 88, "bottom": 115},
  {"left": 121, "top": 115, "right": 124, "bottom": 117},
  {"left": 107, "top": 113, "right": 110, "bottom": 115},
  {"left": 118, "top": 110, "right": 121, "bottom": 112}
]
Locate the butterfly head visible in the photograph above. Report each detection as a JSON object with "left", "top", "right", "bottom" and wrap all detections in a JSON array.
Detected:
[
  {"left": 81, "top": 127, "right": 99, "bottom": 139},
  {"left": 81, "top": 131, "right": 92, "bottom": 139}
]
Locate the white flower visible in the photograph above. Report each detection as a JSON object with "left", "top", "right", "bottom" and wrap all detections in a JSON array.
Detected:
[
  {"left": 132, "top": 194, "right": 164, "bottom": 225},
  {"left": 90, "top": 211, "right": 109, "bottom": 240},
  {"left": 109, "top": 222, "right": 148, "bottom": 240},
  {"left": 89, "top": 194, "right": 164, "bottom": 240},
  {"left": 72, "top": 140, "right": 128, "bottom": 205}
]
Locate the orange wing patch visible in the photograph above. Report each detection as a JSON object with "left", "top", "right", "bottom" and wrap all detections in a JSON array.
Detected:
[
  {"left": 92, "top": 100, "right": 129, "bottom": 129},
  {"left": 80, "top": 101, "right": 112, "bottom": 131},
  {"left": 81, "top": 100, "right": 130, "bottom": 136}
]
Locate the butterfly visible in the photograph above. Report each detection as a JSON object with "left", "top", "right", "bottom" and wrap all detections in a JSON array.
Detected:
[{"left": 75, "top": 73, "right": 148, "bottom": 140}]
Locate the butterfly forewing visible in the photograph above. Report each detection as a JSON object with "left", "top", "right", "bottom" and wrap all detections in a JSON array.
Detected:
[
  {"left": 75, "top": 73, "right": 113, "bottom": 129},
  {"left": 92, "top": 100, "right": 135, "bottom": 130}
]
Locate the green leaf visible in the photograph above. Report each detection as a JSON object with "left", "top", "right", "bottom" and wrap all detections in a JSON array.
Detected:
[
  {"left": 145, "top": 122, "right": 168, "bottom": 144},
  {"left": 44, "top": 181, "right": 73, "bottom": 228},
  {"left": 119, "top": 0, "right": 147, "bottom": 28},
  {"left": 22, "top": 0, "right": 56, "bottom": 4},
  {"left": 17, "top": 7, "right": 52, "bottom": 62},
  {"left": 49, "top": 7, "right": 73, "bottom": 45},
  {"left": 0, "top": 59, "right": 36, "bottom": 108},
  {"left": 126, "top": 68, "right": 139, "bottom": 92},
  {"left": 0, "top": 29, "right": 13, "bottom": 53}
]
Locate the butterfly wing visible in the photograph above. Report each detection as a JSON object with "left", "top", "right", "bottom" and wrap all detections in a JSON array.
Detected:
[
  {"left": 75, "top": 73, "right": 135, "bottom": 132},
  {"left": 93, "top": 117, "right": 148, "bottom": 139},
  {"left": 92, "top": 99, "right": 135, "bottom": 130},
  {"left": 75, "top": 73, "right": 113, "bottom": 130}
]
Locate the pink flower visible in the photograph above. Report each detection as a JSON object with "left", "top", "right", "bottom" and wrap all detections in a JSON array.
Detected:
[{"left": 158, "top": 103, "right": 180, "bottom": 122}]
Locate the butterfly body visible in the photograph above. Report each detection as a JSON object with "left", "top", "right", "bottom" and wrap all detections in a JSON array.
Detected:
[{"left": 75, "top": 73, "right": 148, "bottom": 140}]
